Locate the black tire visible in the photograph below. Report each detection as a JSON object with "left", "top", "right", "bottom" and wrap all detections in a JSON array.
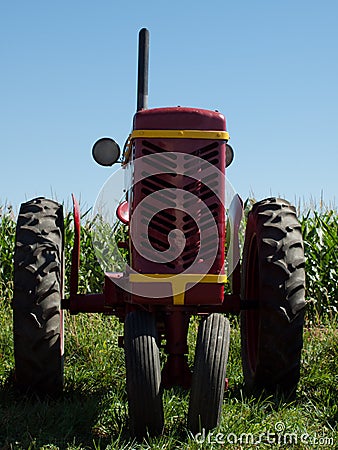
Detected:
[
  {"left": 124, "top": 310, "right": 164, "bottom": 439},
  {"left": 13, "top": 197, "right": 64, "bottom": 396},
  {"left": 187, "top": 313, "right": 230, "bottom": 434},
  {"left": 240, "top": 197, "right": 306, "bottom": 396}
]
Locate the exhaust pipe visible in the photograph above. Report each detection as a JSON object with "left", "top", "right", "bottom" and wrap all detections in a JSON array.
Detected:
[{"left": 137, "top": 28, "right": 150, "bottom": 111}]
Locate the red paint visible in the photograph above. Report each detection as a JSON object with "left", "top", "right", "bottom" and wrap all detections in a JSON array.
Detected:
[
  {"left": 104, "top": 272, "right": 128, "bottom": 306},
  {"left": 116, "top": 200, "right": 130, "bottom": 224},
  {"left": 161, "top": 311, "right": 192, "bottom": 389},
  {"left": 130, "top": 107, "right": 227, "bottom": 305},
  {"left": 69, "top": 293, "right": 107, "bottom": 314},
  {"left": 133, "top": 107, "right": 227, "bottom": 130},
  {"left": 126, "top": 282, "right": 227, "bottom": 306}
]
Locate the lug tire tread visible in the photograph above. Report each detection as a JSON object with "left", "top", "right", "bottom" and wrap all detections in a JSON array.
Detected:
[
  {"left": 241, "top": 197, "right": 306, "bottom": 395},
  {"left": 13, "top": 197, "right": 64, "bottom": 395}
]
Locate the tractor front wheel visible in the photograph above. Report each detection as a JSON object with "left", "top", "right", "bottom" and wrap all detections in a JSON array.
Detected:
[
  {"left": 124, "top": 310, "right": 164, "bottom": 438},
  {"left": 241, "top": 197, "right": 306, "bottom": 397},
  {"left": 187, "top": 313, "right": 230, "bottom": 434}
]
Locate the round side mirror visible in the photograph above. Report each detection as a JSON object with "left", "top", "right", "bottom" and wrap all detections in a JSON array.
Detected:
[
  {"left": 92, "top": 138, "right": 121, "bottom": 166},
  {"left": 226, "top": 144, "right": 234, "bottom": 168}
]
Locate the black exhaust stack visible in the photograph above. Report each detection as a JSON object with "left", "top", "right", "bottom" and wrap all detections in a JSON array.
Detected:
[{"left": 137, "top": 28, "right": 150, "bottom": 111}]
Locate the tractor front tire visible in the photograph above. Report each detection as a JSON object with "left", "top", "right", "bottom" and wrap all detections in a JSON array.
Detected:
[
  {"left": 124, "top": 310, "right": 164, "bottom": 439},
  {"left": 241, "top": 197, "right": 306, "bottom": 397},
  {"left": 188, "top": 313, "right": 230, "bottom": 434},
  {"left": 13, "top": 197, "right": 64, "bottom": 396}
]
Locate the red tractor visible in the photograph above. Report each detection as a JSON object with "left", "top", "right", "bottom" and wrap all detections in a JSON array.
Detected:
[{"left": 12, "top": 29, "right": 306, "bottom": 438}]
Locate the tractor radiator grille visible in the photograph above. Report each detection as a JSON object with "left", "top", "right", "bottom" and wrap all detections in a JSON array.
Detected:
[{"left": 131, "top": 139, "right": 224, "bottom": 274}]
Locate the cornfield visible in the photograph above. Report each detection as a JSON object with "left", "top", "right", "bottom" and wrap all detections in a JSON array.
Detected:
[
  {"left": 0, "top": 200, "right": 337, "bottom": 322},
  {"left": 301, "top": 208, "right": 338, "bottom": 322}
]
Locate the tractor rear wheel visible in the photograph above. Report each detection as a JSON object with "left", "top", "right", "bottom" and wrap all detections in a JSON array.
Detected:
[
  {"left": 241, "top": 197, "right": 306, "bottom": 397},
  {"left": 187, "top": 313, "right": 230, "bottom": 434},
  {"left": 13, "top": 197, "right": 64, "bottom": 396},
  {"left": 124, "top": 310, "right": 164, "bottom": 438}
]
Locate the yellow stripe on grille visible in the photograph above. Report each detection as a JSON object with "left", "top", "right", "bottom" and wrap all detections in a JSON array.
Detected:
[
  {"left": 131, "top": 129, "right": 230, "bottom": 140},
  {"left": 122, "top": 129, "right": 229, "bottom": 164}
]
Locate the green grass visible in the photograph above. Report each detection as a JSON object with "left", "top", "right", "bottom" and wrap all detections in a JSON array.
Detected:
[
  {"left": 1, "top": 307, "right": 337, "bottom": 449},
  {"left": 1, "top": 201, "right": 337, "bottom": 449}
]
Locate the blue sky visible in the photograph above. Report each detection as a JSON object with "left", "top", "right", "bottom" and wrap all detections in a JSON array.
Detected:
[{"left": 1, "top": 0, "right": 337, "bottom": 212}]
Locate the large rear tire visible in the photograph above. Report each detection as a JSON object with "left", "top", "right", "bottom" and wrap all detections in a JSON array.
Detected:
[
  {"left": 187, "top": 313, "right": 230, "bottom": 434},
  {"left": 240, "top": 197, "right": 306, "bottom": 396},
  {"left": 124, "top": 310, "right": 164, "bottom": 439},
  {"left": 13, "top": 197, "right": 64, "bottom": 396}
]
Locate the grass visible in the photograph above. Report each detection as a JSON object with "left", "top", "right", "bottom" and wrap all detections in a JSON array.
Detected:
[
  {"left": 1, "top": 309, "right": 337, "bottom": 449},
  {"left": 0, "top": 201, "right": 337, "bottom": 449}
]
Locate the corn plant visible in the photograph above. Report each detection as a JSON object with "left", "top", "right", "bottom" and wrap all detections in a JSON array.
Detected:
[
  {"left": 90, "top": 214, "right": 129, "bottom": 274},
  {"left": 301, "top": 208, "right": 338, "bottom": 322},
  {"left": 0, "top": 204, "right": 15, "bottom": 302}
]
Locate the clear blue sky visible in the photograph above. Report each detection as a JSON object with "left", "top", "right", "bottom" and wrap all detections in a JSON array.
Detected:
[{"left": 1, "top": 0, "right": 337, "bottom": 213}]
